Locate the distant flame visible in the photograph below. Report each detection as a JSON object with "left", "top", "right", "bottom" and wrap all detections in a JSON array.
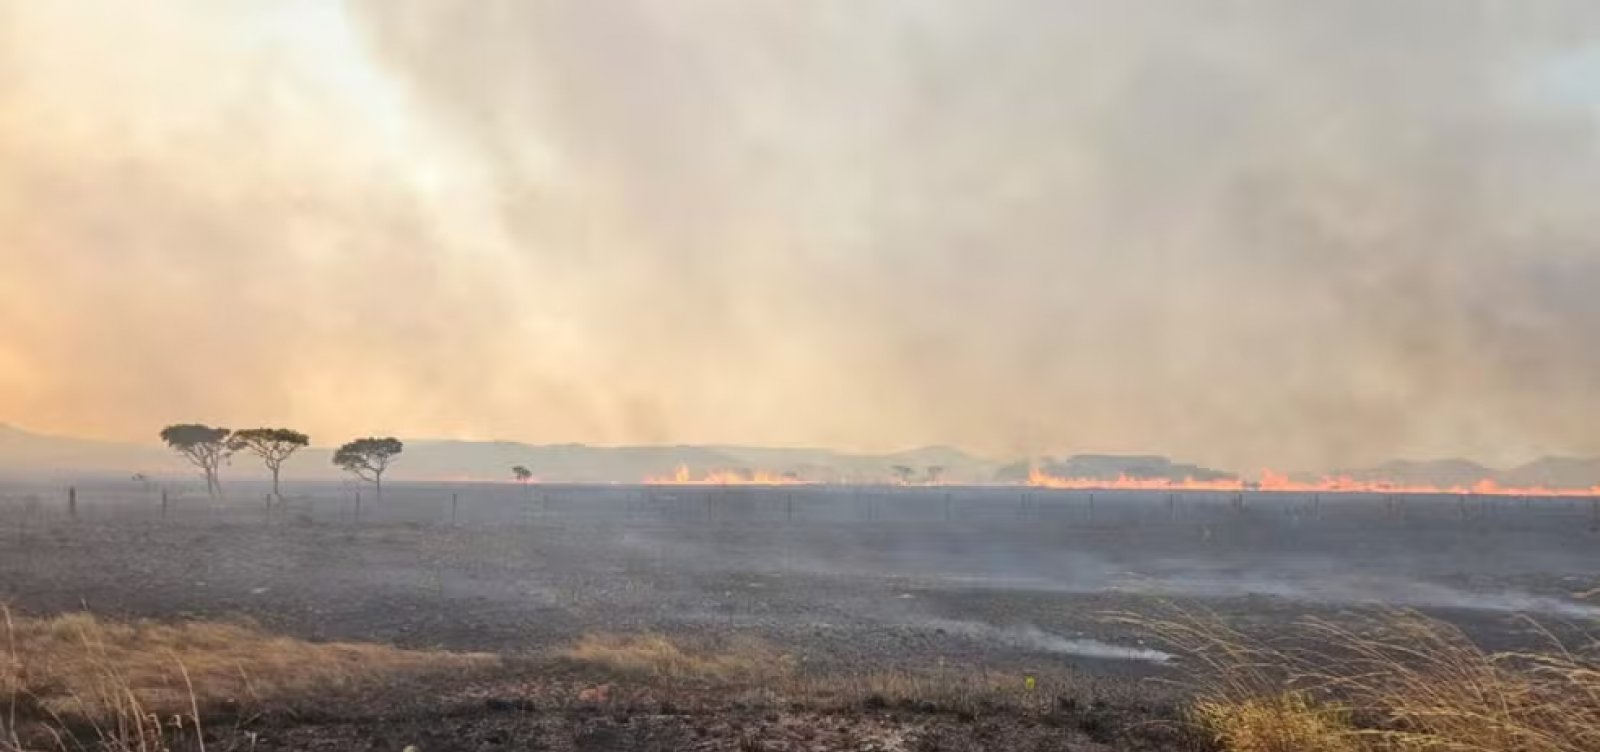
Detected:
[
  {"left": 1027, "top": 466, "right": 1600, "bottom": 497},
  {"left": 1253, "top": 468, "right": 1600, "bottom": 497},
  {"left": 644, "top": 465, "right": 809, "bottom": 485}
]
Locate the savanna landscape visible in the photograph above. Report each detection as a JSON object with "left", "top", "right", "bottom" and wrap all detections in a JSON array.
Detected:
[{"left": 6, "top": 2, "right": 1600, "bottom": 750}]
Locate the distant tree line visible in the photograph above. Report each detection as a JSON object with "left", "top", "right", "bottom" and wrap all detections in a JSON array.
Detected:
[{"left": 158, "top": 424, "right": 403, "bottom": 500}]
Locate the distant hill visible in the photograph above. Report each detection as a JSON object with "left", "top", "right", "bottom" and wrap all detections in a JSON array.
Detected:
[
  {"left": 993, "top": 454, "right": 1236, "bottom": 483},
  {"left": 1327, "top": 457, "right": 1600, "bottom": 491},
  {"left": 1499, "top": 457, "right": 1600, "bottom": 489},
  {"left": 0, "top": 424, "right": 997, "bottom": 484},
  {"left": 5, "top": 422, "right": 1598, "bottom": 489},
  {"left": 710, "top": 444, "right": 993, "bottom": 483},
  {"left": 1332, "top": 458, "right": 1497, "bottom": 487},
  {"left": 373, "top": 442, "right": 998, "bottom": 483},
  {"left": 0, "top": 423, "right": 181, "bottom": 478}
]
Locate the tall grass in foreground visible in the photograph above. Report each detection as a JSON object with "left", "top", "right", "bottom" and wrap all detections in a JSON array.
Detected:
[
  {"left": 1122, "top": 606, "right": 1600, "bottom": 752},
  {"left": 1, "top": 605, "right": 493, "bottom": 752}
]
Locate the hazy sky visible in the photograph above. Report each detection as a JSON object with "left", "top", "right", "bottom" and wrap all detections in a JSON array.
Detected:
[{"left": 3, "top": 2, "right": 1600, "bottom": 470}]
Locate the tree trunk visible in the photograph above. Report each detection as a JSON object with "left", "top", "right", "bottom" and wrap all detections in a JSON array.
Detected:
[{"left": 271, "top": 466, "right": 281, "bottom": 500}]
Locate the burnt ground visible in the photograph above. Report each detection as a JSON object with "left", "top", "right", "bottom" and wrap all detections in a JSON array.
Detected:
[{"left": 2, "top": 482, "right": 1598, "bottom": 750}]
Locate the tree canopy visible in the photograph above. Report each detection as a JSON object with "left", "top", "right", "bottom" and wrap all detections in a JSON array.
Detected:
[
  {"left": 159, "top": 423, "right": 233, "bottom": 497},
  {"left": 332, "top": 437, "right": 404, "bottom": 485},
  {"left": 160, "top": 424, "right": 232, "bottom": 450},
  {"left": 231, "top": 428, "right": 309, "bottom": 456},
  {"left": 231, "top": 428, "right": 310, "bottom": 498}
]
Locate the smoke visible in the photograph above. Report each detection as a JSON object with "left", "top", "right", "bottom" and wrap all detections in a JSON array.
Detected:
[
  {"left": 920, "top": 619, "right": 1172, "bottom": 664},
  {"left": 4, "top": 2, "right": 1600, "bottom": 469}
]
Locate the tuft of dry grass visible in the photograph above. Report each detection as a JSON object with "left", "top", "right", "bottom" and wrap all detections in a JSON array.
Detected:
[
  {"left": 1189, "top": 691, "right": 1358, "bottom": 752},
  {"left": 1120, "top": 605, "right": 1600, "bottom": 752},
  {"left": 0, "top": 605, "right": 495, "bottom": 741},
  {"left": 558, "top": 633, "right": 794, "bottom": 684}
]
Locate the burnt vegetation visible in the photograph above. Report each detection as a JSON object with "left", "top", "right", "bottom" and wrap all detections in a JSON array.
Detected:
[{"left": 1, "top": 479, "right": 1597, "bottom": 751}]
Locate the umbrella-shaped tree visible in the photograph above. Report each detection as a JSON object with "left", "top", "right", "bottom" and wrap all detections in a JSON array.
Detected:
[
  {"left": 159, "top": 424, "right": 233, "bottom": 498},
  {"left": 230, "top": 428, "right": 309, "bottom": 501},
  {"left": 333, "top": 437, "right": 403, "bottom": 503}
]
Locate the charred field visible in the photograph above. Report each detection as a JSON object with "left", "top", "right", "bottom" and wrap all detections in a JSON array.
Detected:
[{"left": 1, "top": 481, "right": 1598, "bottom": 751}]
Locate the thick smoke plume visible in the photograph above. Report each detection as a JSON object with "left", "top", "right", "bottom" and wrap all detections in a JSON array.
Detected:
[{"left": 3, "top": 2, "right": 1600, "bottom": 470}]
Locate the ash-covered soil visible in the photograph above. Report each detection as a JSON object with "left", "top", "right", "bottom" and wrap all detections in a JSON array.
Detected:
[
  {"left": 185, "top": 658, "right": 1197, "bottom": 752},
  {"left": 1, "top": 482, "right": 1597, "bottom": 749}
]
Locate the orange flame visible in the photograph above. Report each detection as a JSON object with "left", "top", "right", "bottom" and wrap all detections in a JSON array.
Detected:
[
  {"left": 1253, "top": 468, "right": 1600, "bottom": 497},
  {"left": 1027, "top": 466, "right": 1600, "bottom": 497},
  {"left": 644, "top": 465, "right": 810, "bottom": 486}
]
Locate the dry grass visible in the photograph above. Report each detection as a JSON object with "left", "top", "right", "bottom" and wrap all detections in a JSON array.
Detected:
[
  {"left": 1123, "top": 605, "right": 1600, "bottom": 752},
  {"left": 558, "top": 633, "right": 794, "bottom": 684},
  {"left": 558, "top": 632, "right": 1074, "bottom": 718},
  {"left": 1189, "top": 691, "right": 1358, "bottom": 752},
  {"left": 1, "top": 606, "right": 494, "bottom": 750}
]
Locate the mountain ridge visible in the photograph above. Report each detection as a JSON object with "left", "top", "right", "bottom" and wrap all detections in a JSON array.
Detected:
[
  {"left": 3, "top": 423, "right": 1598, "bottom": 489},
  {"left": 0, "top": 424, "right": 1002, "bottom": 483}
]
